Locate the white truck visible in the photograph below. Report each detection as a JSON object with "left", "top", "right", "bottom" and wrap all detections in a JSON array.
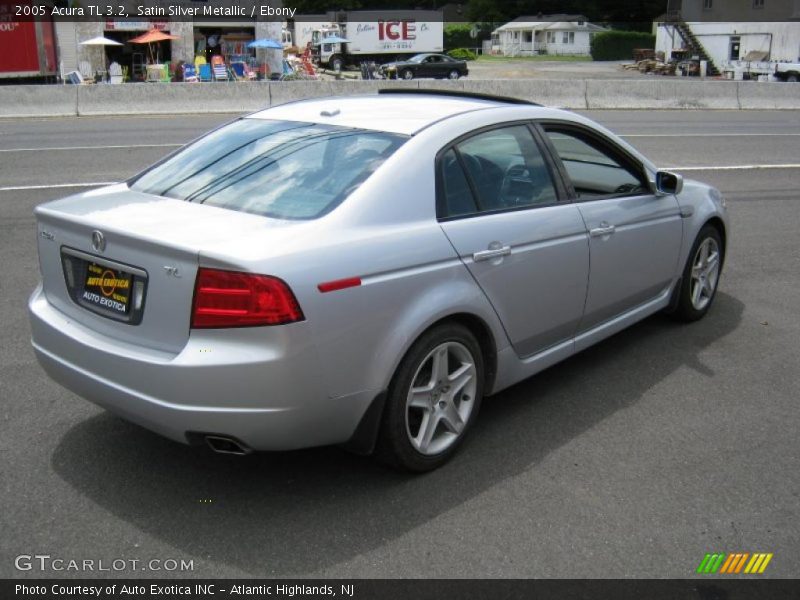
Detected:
[
  {"left": 774, "top": 62, "right": 800, "bottom": 82},
  {"left": 305, "top": 11, "right": 444, "bottom": 71},
  {"left": 721, "top": 51, "right": 800, "bottom": 82}
]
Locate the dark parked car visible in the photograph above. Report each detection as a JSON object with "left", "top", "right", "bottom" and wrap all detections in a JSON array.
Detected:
[{"left": 381, "top": 53, "right": 468, "bottom": 80}]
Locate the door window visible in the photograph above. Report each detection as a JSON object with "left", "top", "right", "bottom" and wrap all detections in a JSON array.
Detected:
[
  {"left": 438, "top": 125, "right": 558, "bottom": 219},
  {"left": 543, "top": 127, "right": 648, "bottom": 199}
]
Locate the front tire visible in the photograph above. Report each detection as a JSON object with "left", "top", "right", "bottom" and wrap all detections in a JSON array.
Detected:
[
  {"left": 448, "top": 69, "right": 460, "bottom": 80},
  {"left": 375, "top": 323, "right": 484, "bottom": 472},
  {"left": 670, "top": 225, "right": 723, "bottom": 322}
]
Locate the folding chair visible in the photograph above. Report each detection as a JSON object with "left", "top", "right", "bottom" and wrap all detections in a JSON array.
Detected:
[
  {"left": 66, "top": 71, "right": 85, "bottom": 84},
  {"left": 230, "top": 62, "right": 246, "bottom": 81},
  {"left": 231, "top": 62, "right": 257, "bottom": 81},
  {"left": 183, "top": 64, "right": 199, "bottom": 83},
  {"left": 210, "top": 55, "right": 230, "bottom": 81},
  {"left": 242, "top": 62, "right": 258, "bottom": 80}
]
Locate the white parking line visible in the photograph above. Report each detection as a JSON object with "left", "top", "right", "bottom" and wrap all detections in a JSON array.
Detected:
[
  {"left": 668, "top": 164, "right": 800, "bottom": 171},
  {"left": 0, "top": 143, "right": 182, "bottom": 153},
  {"left": 0, "top": 182, "right": 117, "bottom": 192},
  {"left": 621, "top": 133, "right": 800, "bottom": 138}
]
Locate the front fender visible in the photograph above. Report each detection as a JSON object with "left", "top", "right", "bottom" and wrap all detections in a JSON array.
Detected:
[{"left": 674, "top": 179, "right": 731, "bottom": 273}]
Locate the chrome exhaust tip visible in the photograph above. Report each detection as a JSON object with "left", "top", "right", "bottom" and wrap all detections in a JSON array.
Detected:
[{"left": 205, "top": 435, "right": 252, "bottom": 456}]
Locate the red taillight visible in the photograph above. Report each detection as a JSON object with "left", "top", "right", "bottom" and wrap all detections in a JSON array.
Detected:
[{"left": 191, "top": 268, "right": 304, "bottom": 328}]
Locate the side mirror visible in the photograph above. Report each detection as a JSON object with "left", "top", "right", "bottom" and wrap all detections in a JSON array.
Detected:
[{"left": 655, "top": 170, "right": 684, "bottom": 196}]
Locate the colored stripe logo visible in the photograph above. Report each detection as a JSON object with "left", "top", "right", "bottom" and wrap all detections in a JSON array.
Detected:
[{"left": 696, "top": 552, "right": 773, "bottom": 574}]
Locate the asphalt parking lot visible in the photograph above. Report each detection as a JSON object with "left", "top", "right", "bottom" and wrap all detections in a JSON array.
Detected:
[{"left": 1, "top": 109, "right": 798, "bottom": 579}]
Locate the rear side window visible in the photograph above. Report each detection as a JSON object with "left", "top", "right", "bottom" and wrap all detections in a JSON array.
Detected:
[
  {"left": 131, "top": 119, "right": 407, "bottom": 220},
  {"left": 441, "top": 149, "right": 478, "bottom": 217},
  {"left": 438, "top": 124, "right": 558, "bottom": 219}
]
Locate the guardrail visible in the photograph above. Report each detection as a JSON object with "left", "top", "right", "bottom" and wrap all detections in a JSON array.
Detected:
[{"left": 1, "top": 78, "right": 798, "bottom": 118}]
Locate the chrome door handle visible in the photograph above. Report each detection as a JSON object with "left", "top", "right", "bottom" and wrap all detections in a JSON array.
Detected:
[
  {"left": 473, "top": 246, "right": 511, "bottom": 262},
  {"left": 590, "top": 223, "right": 616, "bottom": 237}
]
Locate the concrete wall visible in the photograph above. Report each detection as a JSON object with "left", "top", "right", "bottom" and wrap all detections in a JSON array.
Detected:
[
  {"left": 0, "top": 85, "right": 78, "bottom": 118},
  {"left": 2, "top": 78, "right": 799, "bottom": 119},
  {"left": 585, "top": 79, "right": 740, "bottom": 109}
]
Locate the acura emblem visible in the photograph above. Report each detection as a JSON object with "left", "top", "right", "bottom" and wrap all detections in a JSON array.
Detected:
[{"left": 91, "top": 230, "right": 106, "bottom": 253}]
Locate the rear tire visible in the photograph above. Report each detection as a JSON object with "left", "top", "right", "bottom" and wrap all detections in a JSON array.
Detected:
[
  {"left": 401, "top": 69, "right": 414, "bottom": 80},
  {"left": 670, "top": 225, "right": 723, "bottom": 322},
  {"left": 375, "top": 323, "right": 484, "bottom": 472},
  {"left": 786, "top": 73, "right": 799, "bottom": 83}
]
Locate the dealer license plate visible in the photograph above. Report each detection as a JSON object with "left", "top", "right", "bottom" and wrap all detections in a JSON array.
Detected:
[{"left": 81, "top": 262, "right": 133, "bottom": 315}]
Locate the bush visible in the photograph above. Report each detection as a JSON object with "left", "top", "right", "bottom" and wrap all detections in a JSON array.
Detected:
[
  {"left": 590, "top": 31, "right": 655, "bottom": 61},
  {"left": 447, "top": 48, "right": 478, "bottom": 61},
  {"left": 444, "top": 24, "right": 473, "bottom": 50}
]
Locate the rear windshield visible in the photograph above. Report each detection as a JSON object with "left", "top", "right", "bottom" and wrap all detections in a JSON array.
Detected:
[{"left": 130, "top": 119, "right": 408, "bottom": 220}]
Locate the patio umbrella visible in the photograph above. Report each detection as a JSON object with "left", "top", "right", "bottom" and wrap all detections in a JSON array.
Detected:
[
  {"left": 247, "top": 38, "right": 283, "bottom": 78},
  {"left": 247, "top": 38, "right": 283, "bottom": 49},
  {"left": 128, "top": 29, "right": 181, "bottom": 64},
  {"left": 79, "top": 36, "right": 123, "bottom": 78},
  {"left": 79, "top": 36, "right": 123, "bottom": 47}
]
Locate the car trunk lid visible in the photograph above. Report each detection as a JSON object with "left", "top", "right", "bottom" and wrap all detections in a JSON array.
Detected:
[{"left": 34, "top": 185, "right": 288, "bottom": 354}]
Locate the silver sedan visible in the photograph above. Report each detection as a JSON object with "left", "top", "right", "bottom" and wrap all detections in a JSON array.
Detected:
[{"left": 29, "top": 90, "right": 729, "bottom": 471}]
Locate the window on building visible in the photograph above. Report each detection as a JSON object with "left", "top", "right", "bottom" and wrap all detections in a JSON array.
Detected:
[
  {"left": 562, "top": 31, "right": 575, "bottom": 44},
  {"left": 703, "top": 0, "right": 713, "bottom": 9},
  {"left": 546, "top": 31, "right": 556, "bottom": 44},
  {"left": 753, "top": 0, "right": 764, "bottom": 8}
]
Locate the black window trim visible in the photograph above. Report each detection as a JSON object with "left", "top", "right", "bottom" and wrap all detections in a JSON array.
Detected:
[
  {"left": 435, "top": 120, "right": 570, "bottom": 222},
  {"left": 534, "top": 120, "right": 654, "bottom": 203}
]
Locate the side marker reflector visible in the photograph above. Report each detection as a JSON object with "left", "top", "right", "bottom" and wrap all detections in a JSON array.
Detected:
[{"left": 318, "top": 277, "right": 362, "bottom": 293}]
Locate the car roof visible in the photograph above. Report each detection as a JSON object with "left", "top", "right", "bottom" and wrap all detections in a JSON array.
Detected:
[{"left": 247, "top": 92, "right": 545, "bottom": 136}]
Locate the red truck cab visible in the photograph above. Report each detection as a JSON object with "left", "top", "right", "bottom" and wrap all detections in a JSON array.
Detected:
[{"left": 0, "top": 0, "right": 58, "bottom": 80}]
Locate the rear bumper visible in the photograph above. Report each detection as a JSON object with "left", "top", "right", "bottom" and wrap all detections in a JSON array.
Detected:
[{"left": 29, "top": 285, "right": 375, "bottom": 451}]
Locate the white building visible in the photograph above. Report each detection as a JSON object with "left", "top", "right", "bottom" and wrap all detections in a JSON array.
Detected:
[
  {"left": 491, "top": 14, "right": 607, "bottom": 57},
  {"left": 655, "top": 0, "right": 800, "bottom": 68}
]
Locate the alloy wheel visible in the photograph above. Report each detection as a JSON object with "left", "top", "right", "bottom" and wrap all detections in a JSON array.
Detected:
[
  {"left": 690, "top": 237, "right": 721, "bottom": 311},
  {"left": 405, "top": 341, "right": 477, "bottom": 455}
]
